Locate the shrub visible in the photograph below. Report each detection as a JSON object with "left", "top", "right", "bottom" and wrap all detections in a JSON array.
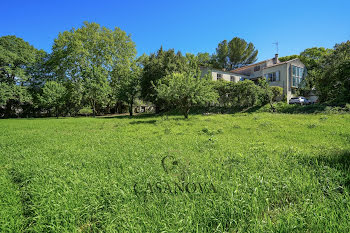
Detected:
[
  {"left": 271, "top": 86, "right": 284, "bottom": 102},
  {"left": 78, "top": 107, "right": 93, "bottom": 116}
]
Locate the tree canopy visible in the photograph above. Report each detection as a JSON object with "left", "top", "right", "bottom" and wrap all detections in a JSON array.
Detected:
[
  {"left": 154, "top": 72, "right": 218, "bottom": 118},
  {"left": 50, "top": 21, "right": 136, "bottom": 116},
  {"left": 213, "top": 37, "right": 258, "bottom": 70}
]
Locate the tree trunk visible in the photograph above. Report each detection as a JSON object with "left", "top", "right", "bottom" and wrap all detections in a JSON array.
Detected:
[
  {"left": 155, "top": 105, "right": 160, "bottom": 114},
  {"left": 184, "top": 107, "right": 190, "bottom": 119},
  {"left": 91, "top": 100, "right": 96, "bottom": 117},
  {"left": 129, "top": 103, "right": 133, "bottom": 116}
]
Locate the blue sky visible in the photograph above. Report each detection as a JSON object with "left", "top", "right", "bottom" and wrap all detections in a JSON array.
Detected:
[{"left": 1, "top": 0, "right": 349, "bottom": 61}]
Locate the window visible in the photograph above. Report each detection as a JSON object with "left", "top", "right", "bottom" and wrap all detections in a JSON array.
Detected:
[
  {"left": 230, "top": 76, "right": 235, "bottom": 82},
  {"left": 264, "top": 71, "right": 280, "bottom": 82},
  {"left": 254, "top": 66, "right": 260, "bottom": 72},
  {"left": 291, "top": 65, "right": 304, "bottom": 87},
  {"left": 217, "top": 73, "right": 222, "bottom": 80}
]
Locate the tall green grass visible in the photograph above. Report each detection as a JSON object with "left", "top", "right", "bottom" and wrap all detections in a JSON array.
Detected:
[{"left": 0, "top": 113, "right": 349, "bottom": 232}]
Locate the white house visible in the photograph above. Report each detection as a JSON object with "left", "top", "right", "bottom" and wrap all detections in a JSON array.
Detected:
[{"left": 201, "top": 54, "right": 308, "bottom": 102}]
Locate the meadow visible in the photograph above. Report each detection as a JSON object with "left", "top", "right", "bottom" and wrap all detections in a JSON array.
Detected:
[{"left": 0, "top": 113, "right": 350, "bottom": 232}]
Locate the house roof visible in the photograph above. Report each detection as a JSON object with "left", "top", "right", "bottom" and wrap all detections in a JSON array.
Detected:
[
  {"left": 230, "top": 57, "right": 301, "bottom": 72},
  {"left": 200, "top": 66, "right": 238, "bottom": 75},
  {"left": 229, "top": 59, "right": 272, "bottom": 73},
  {"left": 262, "top": 58, "right": 299, "bottom": 69}
]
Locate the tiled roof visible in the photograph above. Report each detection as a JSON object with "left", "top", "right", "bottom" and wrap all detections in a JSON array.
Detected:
[
  {"left": 229, "top": 59, "right": 272, "bottom": 73},
  {"left": 262, "top": 58, "right": 299, "bottom": 69}
]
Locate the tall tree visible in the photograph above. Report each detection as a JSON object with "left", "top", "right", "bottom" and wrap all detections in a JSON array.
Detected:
[
  {"left": 141, "top": 48, "right": 199, "bottom": 111},
  {"left": 50, "top": 22, "right": 136, "bottom": 116},
  {"left": 316, "top": 41, "right": 350, "bottom": 103},
  {"left": 197, "top": 52, "right": 212, "bottom": 67},
  {"left": 39, "top": 81, "right": 66, "bottom": 118},
  {"left": 154, "top": 72, "right": 218, "bottom": 118},
  {"left": 214, "top": 37, "right": 258, "bottom": 70},
  {"left": 0, "top": 36, "right": 41, "bottom": 117},
  {"left": 112, "top": 61, "right": 141, "bottom": 116}
]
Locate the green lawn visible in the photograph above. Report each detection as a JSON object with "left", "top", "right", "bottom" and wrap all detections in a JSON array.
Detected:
[{"left": 1, "top": 113, "right": 350, "bottom": 232}]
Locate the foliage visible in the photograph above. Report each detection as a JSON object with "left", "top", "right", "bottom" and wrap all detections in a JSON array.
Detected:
[
  {"left": 231, "top": 80, "right": 262, "bottom": 108},
  {"left": 0, "top": 35, "right": 38, "bottom": 84},
  {"left": 213, "top": 80, "right": 235, "bottom": 107},
  {"left": 50, "top": 21, "right": 136, "bottom": 116},
  {"left": 271, "top": 86, "right": 284, "bottom": 102},
  {"left": 39, "top": 81, "right": 66, "bottom": 117},
  {"left": 141, "top": 47, "right": 200, "bottom": 110},
  {"left": 78, "top": 106, "right": 93, "bottom": 116},
  {"left": 0, "top": 36, "right": 42, "bottom": 116},
  {"left": 112, "top": 62, "right": 141, "bottom": 116},
  {"left": 154, "top": 72, "right": 218, "bottom": 118},
  {"left": 315, "top": 41, "right": 350, "bottom": 104},
  {"left": 278, "top": 54, "right": 299, "bottom": 62},
  {"left": 196, "top": 52, "right": 212, "bottom": 67},
  {"left": 213, "top": 37, "right": 258, "bottom": 70}
]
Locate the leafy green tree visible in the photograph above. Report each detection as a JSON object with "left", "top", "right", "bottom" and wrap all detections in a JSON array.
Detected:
[
  {"left": 0, "top": 83, "right": 12, "bottom": 107},
  {"left": 278, "top": 55, "right": 299, "bottom": 62},
  {"left": 63, "top": 80, "right": 84, "bottom": 116},
  {"left": 299, "top": 47, "right": 333, "bottom": 92},
  {"left": 112, "top": 62, "right": 141, "bottom": 116},
  {"left": 213, "top": 80, "right": 235, "bottom": 107},
  {"left": 50, "top": 22, "right": 136, "bottom": 116},
  {"left": 0, "top": 36, "right": 41, "bottom": 116},
  {"left": 39, "top": 81, "right": 66, "bottom": 117},
  {"left": 154, "top": 72, "right": 218, "bottom": 118},
  {"left": 300, "top": 47, "right": 333, "bottom": 70},
  {"left": 197, "top": 52, "right": 212, "bottom": 67},
  {"left": 316, "top": 41, "right": 350, "bottom": 103},
  {"left": 271, "top": 86, "right": 284, "bottom": 102},
  {"left": 141, "top": 48, "right": 200, "bottom": 112},
  {"left": 231, "top": 80, "right": 261, "bottom": 108},
  {"left": 213, "top": 37, "right": 258, "bottom": 70},
  {"left": 0, "top": 36, "right": 38, "bottom": 84}
]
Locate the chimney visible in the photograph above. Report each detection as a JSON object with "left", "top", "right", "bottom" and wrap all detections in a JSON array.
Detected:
[{"left": 273, "top": 54, "right": 279, "bottom": 64}]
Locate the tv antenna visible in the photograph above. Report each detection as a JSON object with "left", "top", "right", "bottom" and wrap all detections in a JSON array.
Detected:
[{"left": 273, "top": 41, "right": 279, "bottom": 54}]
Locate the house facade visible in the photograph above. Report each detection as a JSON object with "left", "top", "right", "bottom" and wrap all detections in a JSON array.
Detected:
[
  {"left": 200, "top": 67, "right": 249, "bottom": 82},
  {"left": 201, "top": 54, "right": 307, "bottom": 102}
]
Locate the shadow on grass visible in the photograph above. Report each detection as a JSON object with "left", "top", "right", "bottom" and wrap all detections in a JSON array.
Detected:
[
  {"left": 99, "top": 113, "right": 156, "bottom": 119},
  {"left": 276, "top": 104, "right": 328, "bottom": 114},
  {"left": 129, "top": 120, "right": 157, "bottom": 125},
  {"left": 301, "top": 150, "right": 350, "bottom": 193},
  {"left": 7, "top": 168, "right": 36, "bottom": 229}
]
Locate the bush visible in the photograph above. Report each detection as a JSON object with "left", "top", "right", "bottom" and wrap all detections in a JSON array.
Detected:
[
  {"left": 271, "top": 86, "right": 284, "bottom": 102},
  {"left": 78, "top": 107, "right": 93, "bottom": 116}
]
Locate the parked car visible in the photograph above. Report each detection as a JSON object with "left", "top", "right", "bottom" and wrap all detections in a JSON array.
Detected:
[{"left": 289, "top": 96, "right": 312, "bottom": 105}]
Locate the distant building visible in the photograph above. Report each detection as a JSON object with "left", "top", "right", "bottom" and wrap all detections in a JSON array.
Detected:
[{"left": 201, "top": 54, "right": 307, "bottom": 102}]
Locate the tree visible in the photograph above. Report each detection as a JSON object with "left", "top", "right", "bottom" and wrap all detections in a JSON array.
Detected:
[
  {"left": 141, "top": 48, "right": 200, "bottom": 112},
  {"left": 213, "top": 37, "right": 258, "bottom": 70},
  {"left": 0, "top": 36, "right": 38, "bottom": 85},
  {"left": 39, "top": 81, "right": 66, "bottom": 118},
  {"left": 197, "top": 52, "right": 212, "bottom": 67},
  {"left": 112, "top": 62, "right": 141, "bottom": 116},
  {"left": 50, "top": 22, "right": 136, "bottom": 116},
  {"left": 154, "top": 72, "right": 218, "bottom": 118},
  {"left": 231, "top": 80, "right": 261, "bottom": 108},
  {"left": 0, "top": 36, "right": 41, "bottom": 117},
  {"left": 278, "top": 55, "right": 299, "bottom": 62},
  {"left": 271, "top": 86, "right": 284, "bottom": 102},
  {"left": 213, "top": 80, "right": 235, "bottom": 107},
  {"left": 316, "top": 41, "right": 350, "bottom": 104}
]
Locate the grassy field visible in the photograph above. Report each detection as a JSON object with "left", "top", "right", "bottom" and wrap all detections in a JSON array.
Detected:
[{"left": 1, "top": 113, "right": 350, "bottom": 232}]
